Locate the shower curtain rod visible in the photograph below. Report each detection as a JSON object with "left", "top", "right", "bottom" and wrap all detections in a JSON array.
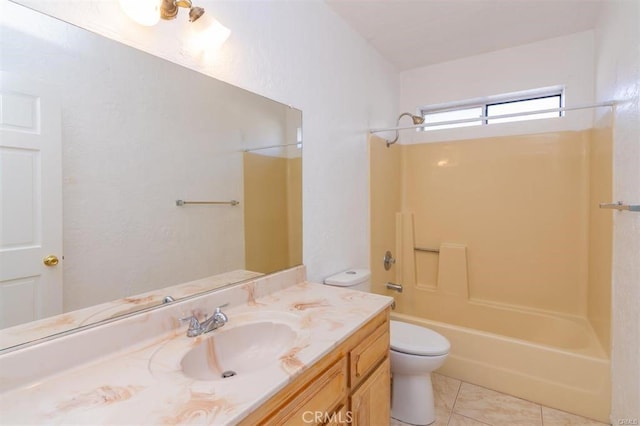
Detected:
[
  {"left": 244, "top": 142, "right": 301, "bottom": 152},
  {"left": 369, "top": 101, "right": 616, "bottom": 134}
]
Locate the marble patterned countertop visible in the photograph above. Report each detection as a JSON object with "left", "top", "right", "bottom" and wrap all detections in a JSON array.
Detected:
[{"left": 0, "top": 266, "right": 392, "bottom": 425}]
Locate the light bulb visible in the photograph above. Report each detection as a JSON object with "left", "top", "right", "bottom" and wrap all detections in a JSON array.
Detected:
[
  {"left": 119, "top": 0, "right": 162, "bottom": 26},
  {"left": 190, "top": 16, "right": 231, "bottom": 54}
]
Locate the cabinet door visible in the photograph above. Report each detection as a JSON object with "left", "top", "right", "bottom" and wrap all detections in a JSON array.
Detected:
[
  {"left": 277, "top": 358, "right": 347, "bottom": 425},
  {"left": 350, "top": 358, "right": 390, "bottom": 425}
]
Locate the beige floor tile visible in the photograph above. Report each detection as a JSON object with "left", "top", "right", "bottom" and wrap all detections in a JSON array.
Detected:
[
  {"left": 453, "top": 383, "right": 542, "bottom": 426},
  {"left": 448, "top": 413, "right": 492, "bottom": 425},
  {"left": 433, "top": 373, "right": 461, "bottom": 421},
  {"left": 541, "top": 406, "right": 609, "bottom": 426}
]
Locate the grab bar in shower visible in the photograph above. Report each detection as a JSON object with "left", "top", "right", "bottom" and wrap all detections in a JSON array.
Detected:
[
  {"left": 599, "top": 201, "right": 640, "bottom": 212},
  {"left": 414, "top": 247, "right": 440, "bottom": 253},
  {"left": 176, "top": 200, "right": 240, "bottom": 206}
]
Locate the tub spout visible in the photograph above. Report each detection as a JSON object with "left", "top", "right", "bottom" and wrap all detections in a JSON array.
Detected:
[{"left": 386, "top": 282, "right": 403, "bottom": 293}]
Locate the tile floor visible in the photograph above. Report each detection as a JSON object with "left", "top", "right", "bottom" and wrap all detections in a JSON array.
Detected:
[{"left": 389, "top": 373, "right": 609, "bottom": 426}]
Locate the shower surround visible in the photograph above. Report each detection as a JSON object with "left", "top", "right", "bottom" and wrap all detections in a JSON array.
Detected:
[{"left": 369, "top": 128, "right": 612, "bottom": 422}]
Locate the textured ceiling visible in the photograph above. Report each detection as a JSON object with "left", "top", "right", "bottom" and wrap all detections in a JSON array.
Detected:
[{"left": 326, "top": 0, "right": 603, "bottom": 70}]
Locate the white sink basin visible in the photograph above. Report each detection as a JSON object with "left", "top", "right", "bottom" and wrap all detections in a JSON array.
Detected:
[{"left": 181, "top": 321, "right": 297, "bottom": 381}]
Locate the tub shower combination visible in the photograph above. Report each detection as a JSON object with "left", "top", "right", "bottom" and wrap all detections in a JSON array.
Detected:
[{"left": 369, "top": 126, "right": 613, "bottom": 422}]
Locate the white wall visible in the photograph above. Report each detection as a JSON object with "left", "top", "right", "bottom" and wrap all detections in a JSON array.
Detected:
[
  {"left": 594, "top": 0, "right": 640, "bottom": 421},
  {"left": 7, "top": 0, "right": 399, "bottom": 283},
  {"left": 398, "top": 31, "right": 595, "bottom": 144}
]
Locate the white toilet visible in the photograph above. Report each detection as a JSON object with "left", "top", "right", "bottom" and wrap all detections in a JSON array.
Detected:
[
  {"left": 389, "top": 320, "right": 450, "bottom": 425},
  {"left": 324, "top": 269, "right": 451, "bottom": 426}
]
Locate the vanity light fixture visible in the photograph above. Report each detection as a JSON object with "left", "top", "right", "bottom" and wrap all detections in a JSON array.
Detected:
[
  {"left": 120, "top": 0, "right": 231, "bottom": 54},
  {"left": 119, "top": 0, "right": 207, "bottom": 26}
]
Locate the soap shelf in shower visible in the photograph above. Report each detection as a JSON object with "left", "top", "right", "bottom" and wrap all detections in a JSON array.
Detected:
[{"left": 414, "top": 247, "right": 440, "bottom": 253}]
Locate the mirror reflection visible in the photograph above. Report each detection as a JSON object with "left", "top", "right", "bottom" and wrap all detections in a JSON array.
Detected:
[{"left": 0, "top": 4, "right": 302, "bottom": 351}]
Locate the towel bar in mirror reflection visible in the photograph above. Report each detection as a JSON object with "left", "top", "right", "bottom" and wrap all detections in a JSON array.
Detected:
[{"left": 176, "top": 200, "right": 240, "bottom": 206}]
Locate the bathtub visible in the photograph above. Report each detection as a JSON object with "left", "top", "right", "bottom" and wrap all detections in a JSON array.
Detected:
[{"left": 391, "top": 310, "right": 610, "bottom": 423}]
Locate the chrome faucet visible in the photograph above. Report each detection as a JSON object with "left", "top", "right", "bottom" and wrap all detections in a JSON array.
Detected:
[{"left": 180, "top": 303, "right": 229, "bottom": 337}]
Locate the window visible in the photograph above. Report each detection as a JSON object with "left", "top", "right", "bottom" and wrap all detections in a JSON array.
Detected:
[
  {"left": 423, "top": 107, "right": 482, "bottom": 131},
  {"left": 419, "top": 90, "right": 563, "bottom": 131},
  {"left": 486, "top": 94, "right": 562, "bottom": 124}
]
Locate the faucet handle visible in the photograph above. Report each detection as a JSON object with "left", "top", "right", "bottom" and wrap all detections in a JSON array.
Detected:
[
  {"left": 215, "top": 303, "right": 229, "bottom": 313},
  {"left": 179, "top": 315, "right": 200, "bottom": 327},
  {"left": 179, "top": 315, "right": 203, "bottom": 337},
  {"left": 213, "top": 304, "right": 229, "bottom": 324}
]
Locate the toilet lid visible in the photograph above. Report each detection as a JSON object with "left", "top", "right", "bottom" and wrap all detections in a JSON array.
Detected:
[{"left": 390, "top": 320, "right": 450, "bottom": 356}]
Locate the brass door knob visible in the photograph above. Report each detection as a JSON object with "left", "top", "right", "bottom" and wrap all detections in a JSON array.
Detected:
[{"left": 43, "top": 255, "right": 59, "bottom": 267}]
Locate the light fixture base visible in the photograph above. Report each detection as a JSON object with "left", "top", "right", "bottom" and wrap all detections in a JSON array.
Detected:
[
  {"left": 189, "top": 7, "right": 205, "bottom": 22},
  {"left": 160, "top": 0, "right": 178, "bottom": 20}
]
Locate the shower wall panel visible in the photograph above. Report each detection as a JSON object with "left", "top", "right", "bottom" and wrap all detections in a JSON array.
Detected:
[
  {"left": 243, "top": 153, "right": 301, "bottom": 274},
  {"left": 401, "top": 131, "right": 591, "bottom": 316}
]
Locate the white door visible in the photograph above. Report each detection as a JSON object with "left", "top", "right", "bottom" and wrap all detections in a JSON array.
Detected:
[{"left": 0, "top": 71, "right": 62, "bottom": 328}]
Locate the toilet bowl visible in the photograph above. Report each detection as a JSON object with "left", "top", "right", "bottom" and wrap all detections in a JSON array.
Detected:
[
  {"left": 323, "top": 270, "right": 450, "bottom": 426},
  {"left": 390, "top": 320, "right": 450, "bottom": 425}
]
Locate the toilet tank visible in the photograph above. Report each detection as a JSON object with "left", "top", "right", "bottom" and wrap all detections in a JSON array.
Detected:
[{"left": 324, "top": 269, "right": 371, "bottom": 292}]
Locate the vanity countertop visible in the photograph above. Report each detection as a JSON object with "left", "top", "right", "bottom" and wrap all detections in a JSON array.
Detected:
[{"left": 0, "top": 271, "right": 392, "bottom": 425}]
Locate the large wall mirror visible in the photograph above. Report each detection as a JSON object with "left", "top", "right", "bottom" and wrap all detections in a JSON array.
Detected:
[{"left": 0, "top": 3, "right": 302, "bottom": 351}]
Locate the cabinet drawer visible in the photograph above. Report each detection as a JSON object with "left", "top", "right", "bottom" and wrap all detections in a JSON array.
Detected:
[
  {"left": 277, "top": 358, "right": 347, "bottom": 425},
  {"left": 350, "top": 322, "right": 389, "bottom": 387}
]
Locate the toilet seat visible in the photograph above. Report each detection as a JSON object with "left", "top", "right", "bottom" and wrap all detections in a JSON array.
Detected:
[{"left": 390, "top": 320, "right": 450, "bottom": 356}]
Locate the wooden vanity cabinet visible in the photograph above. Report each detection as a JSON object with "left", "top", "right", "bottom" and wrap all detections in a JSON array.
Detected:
[{"left": 239, "top": 307, "right": 390, "bottom": 426}]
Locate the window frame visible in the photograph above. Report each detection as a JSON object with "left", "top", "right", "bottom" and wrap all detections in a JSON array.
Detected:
[
  {"left": 420, "top": 104, "right": 485, "bottom": 131},
  {"left": 418, "top": 89, "right": 564, "bottom": 131}
]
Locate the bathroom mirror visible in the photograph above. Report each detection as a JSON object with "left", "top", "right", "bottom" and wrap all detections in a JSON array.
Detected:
[{"left": 0, "top": 3, "right": 302, "bottom": 351}]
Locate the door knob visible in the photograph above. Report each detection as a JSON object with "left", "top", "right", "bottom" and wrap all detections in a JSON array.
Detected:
[{"left": 43, "top": 255, "right": 59, "bottom": 267}]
